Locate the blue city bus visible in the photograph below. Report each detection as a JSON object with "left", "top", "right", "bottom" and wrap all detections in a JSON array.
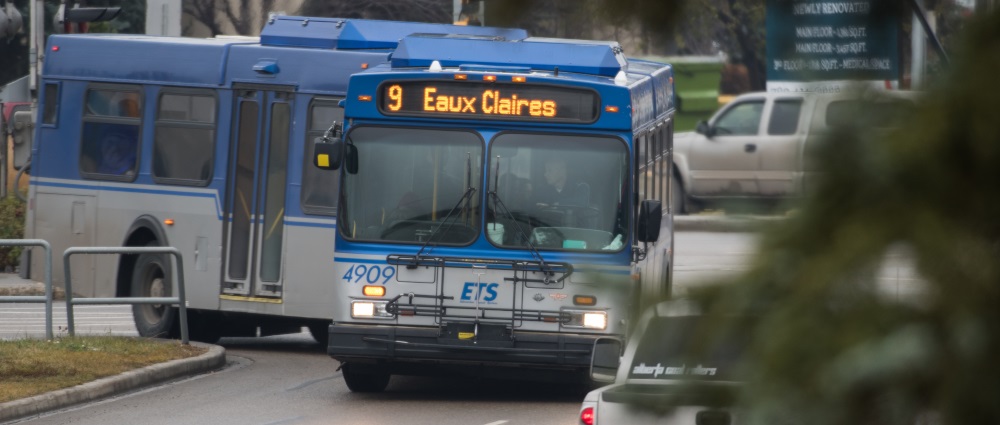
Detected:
[
  {"left": 22, "top": 16, "right": 526, "bottom": 342},
  {"left": 315, "top": 34, "right": 676, "bottom": 391}
]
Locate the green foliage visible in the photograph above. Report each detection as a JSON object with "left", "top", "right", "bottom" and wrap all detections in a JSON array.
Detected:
[
  {"left": 0, "top": 196, "right": 25, "bottom": 270},
  {"left": 690, "top": 10, "right": 1000, "bottom": 425}
]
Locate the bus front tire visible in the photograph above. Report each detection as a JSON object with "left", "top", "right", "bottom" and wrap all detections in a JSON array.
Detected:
[
  {"left": 131, "top": 249, "right": 178, "bottom": 338},
  {"left": 341, "top": 363, "right": 391, "bottom": 393}
]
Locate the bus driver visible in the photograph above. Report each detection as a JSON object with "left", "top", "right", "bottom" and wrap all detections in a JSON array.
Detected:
[{"left": 534, "top": 157, "right": 589, "bottom": 208}]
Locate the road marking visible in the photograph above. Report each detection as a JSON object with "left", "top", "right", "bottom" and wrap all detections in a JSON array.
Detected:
[{"left": 483, "top": 421, "right": 508, "bottom": 425}]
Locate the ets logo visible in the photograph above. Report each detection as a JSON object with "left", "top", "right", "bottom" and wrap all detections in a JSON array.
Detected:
[{"left": 460, "top": 282, "right": 499, "bottom": 304}]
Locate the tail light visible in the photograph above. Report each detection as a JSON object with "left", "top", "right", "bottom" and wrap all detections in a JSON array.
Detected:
[{"left": 580, "top": 406, "right": 595, "bottom": 425}]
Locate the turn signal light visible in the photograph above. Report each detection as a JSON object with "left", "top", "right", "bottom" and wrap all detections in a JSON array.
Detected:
[
  {"left": 605, "top": 105, "right": 619, "bottom": 113},
  {"left": 362, "top": 285, "right": 386, "bottom": 297},
  {"left": 573, "top": 295, "right": 596, "bottom": 306}
]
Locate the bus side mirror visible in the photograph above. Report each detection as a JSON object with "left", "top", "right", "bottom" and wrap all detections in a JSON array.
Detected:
[
  {"left": 313, "top": 138, "right": 342, "bottom": 170},
  {"left": 637, "top": 199, "right": 662, "bottom": 243},
  {"left": 590, "top": 338, "right": 622, "bottom": 383}
]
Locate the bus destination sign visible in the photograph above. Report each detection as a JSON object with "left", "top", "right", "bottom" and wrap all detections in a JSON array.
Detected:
[{"left": 379, "top": 80, "right": 600, "bottom": 123}]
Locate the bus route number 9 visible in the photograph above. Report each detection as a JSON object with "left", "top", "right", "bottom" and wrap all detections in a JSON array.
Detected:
[
  {"left": 342, "top": 264, "right": 395, "bottom": 284},
  {"left": 387, "top": 84, "right": 403, "bottom": 111}
]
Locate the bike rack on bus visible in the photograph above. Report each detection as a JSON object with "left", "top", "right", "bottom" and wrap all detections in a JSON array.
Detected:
[
  {"left": 0, "top": 239, "right": 54, "bottom": 340},
  {"left": 63, "top": 246, "right": 189, "bottom": 344}
]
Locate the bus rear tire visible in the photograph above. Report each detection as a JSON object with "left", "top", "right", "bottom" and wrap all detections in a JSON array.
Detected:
[
  {"left": 341, "top": 363, "right": 390, "bottom": 393},
  {"left": 131, "top": 247, "right": 177, "bottom": 338}
]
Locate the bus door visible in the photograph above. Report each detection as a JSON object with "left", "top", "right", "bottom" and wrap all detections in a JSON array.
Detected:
[{"left": 222, "top": 85, "right": 293, "bottom": 299}]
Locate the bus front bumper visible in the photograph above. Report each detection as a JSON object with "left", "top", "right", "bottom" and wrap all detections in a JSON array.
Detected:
[{"left": 327, "top": 322, "right": 605, "bottom": 370}]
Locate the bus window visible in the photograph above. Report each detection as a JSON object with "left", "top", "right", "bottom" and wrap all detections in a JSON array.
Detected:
[
  {"left": 302, "top": 99, "right": 343, "bottom": 215},
  {"left": 340, "top": 126, "right": 482, "bottom": 244},
  {"left": 42, "top": 83, "right": 59, "bottom": 126},
  {"left": 153, "top": 91, "right": 217, "bottom": 185},
  {"left": 79, "top": 86, "right": 141, "bottom": 180},
  {"left": 488, "top": 133, "right": 627, "bottom": 251}
]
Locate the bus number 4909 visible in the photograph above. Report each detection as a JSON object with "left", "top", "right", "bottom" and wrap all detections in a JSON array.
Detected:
[{"left": 342, "top": 264, "right": 396, "bottom": 284}]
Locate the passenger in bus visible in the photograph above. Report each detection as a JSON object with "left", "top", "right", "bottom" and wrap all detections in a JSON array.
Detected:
[
  {"left": 97, "top": 130, "right": 137, "bottom": 175},
  {"left": 534, "top": 157, "right": 590, "bottom": 208}
]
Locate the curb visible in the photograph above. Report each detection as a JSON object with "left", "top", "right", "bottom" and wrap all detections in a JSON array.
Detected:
[{"left": 0, "top": 341, "right": 226, "bottom": 423}]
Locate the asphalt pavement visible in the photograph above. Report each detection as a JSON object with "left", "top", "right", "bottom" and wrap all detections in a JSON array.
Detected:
[{"left": 0, "top": 214, "right": 767, "bottom": 423}]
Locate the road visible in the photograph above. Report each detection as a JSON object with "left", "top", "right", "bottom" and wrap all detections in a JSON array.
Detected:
[{"left": 0, "top": 232, "right": 781, "bottom": 425}]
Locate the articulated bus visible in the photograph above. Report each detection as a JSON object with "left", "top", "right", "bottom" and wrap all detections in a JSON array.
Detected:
[
  {"left": 315, "top": 34, "right": 676, "bottom": 391},
  {"left": 23, "top": 16, "right": 526, "bottom": 342}
]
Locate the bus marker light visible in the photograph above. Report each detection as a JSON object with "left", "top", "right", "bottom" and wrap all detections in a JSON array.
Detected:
[
  {"left": 512, "top": 76, "right": 526, "bottom": 83},
  {"left": 573, "top": 295, "right": 596, "bottom": 306},
  {"left": 52, "top": 46, "right": 60, "bottom": 52},
  {"left": 454, "top": 74, "right": 468, "bottom": 80},
  {"left": 164, "top": 219, "right": 175, "bottom": 226},
  {"left": 361, "top": 63, "right": 368, "bottom": 69},
  {"left": 580, "top": 406, "right": 595, "bottom": 425},
  {"left": 362, "top": 285, "right": 385, "bottom": 297},
  {"left": 605, "top": 105, "right": 619, "bottom": 113},
  {"left": 483, "top": 75, "right": 497, "bottom": 82},
  {"left": 358, "top": 95, "right": 372, "bottom": 102}
]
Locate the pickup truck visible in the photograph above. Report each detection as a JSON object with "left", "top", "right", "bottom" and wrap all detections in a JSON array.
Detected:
[{"left": 670, "top": 90, "right": 916, "bottom": 214}]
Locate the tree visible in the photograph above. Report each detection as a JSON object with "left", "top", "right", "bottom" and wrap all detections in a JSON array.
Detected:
[
  {"left": 298, "top": 0, "right": 452, "bottom": 24},
  {"left": 184, "top": 0, "right": 277, "bottom": 36},
  {"left": 688, "top": 9, "right": 1000, "bottom": 424},
  {"left": 0, "top": 0, "right": 29, "bottom": 87}
]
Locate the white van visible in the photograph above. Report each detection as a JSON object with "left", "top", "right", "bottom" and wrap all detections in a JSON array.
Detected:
[{"left": 579, "top": 300, "right": 748, "bottom": 425}]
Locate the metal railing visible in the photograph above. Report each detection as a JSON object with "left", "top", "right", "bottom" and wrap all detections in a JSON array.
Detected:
[
  {"left": 0, "top": 239, "right": 53, "bottom": 339},
  {"left": 63, "top": 246, "right": 189, "bottom": 344}
]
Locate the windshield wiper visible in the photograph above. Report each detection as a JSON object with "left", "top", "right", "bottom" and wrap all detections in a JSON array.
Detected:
[
  {"left": 414, "top": 153, "right": 477, "bottom": 259},
  {"left": 488, "top": 155, "right": 556, "bottom": 279}
]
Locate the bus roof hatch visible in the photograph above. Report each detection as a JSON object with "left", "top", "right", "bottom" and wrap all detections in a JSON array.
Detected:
[
  {"left": 390, "top": 35, "right": 627, "bottom": 78},
  {"left": 260, "top": 16, "right": 528, "bottom": 50}
]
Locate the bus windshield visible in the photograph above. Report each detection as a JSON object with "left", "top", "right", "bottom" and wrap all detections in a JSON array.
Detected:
[
  {"left": 488, "top": 133, "right": 628, "bottom": 252},
  {"left": 340, "top": 126, "right": 483, "bottom": 244}
]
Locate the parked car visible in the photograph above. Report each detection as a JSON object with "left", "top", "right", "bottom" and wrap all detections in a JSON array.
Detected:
[
  {"left": 579, "top": 300, "right": 750, "bottom": 425},
  {"left": 670, "top": 90, "right": 918, "bottom": 213}
]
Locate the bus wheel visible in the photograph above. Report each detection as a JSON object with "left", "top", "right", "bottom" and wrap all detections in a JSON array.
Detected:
[
  {"left": 341, "top": 363, "right": 390, "bottom": 393},
  {"left": 131, "top": 248, "right": 177, "bottom": 338}
]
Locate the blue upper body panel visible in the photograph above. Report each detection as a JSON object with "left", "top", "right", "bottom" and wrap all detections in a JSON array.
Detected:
[{"left": 44, "top": 34, "right": 243, "bottom": 87}]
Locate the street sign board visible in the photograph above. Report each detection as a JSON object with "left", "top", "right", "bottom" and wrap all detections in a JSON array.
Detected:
[{"left": 766, "top": 0, "right": 899, "bottom": 92}]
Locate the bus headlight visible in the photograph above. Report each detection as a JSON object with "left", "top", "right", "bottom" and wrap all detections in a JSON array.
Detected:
[
  {"left": 563, "top": 310, "right": 608, "bottom": 330},
  {"left": 351, "top": 300, "right": 393, "bottom": 319}
]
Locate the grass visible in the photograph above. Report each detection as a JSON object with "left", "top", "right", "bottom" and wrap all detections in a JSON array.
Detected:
[{"left": 0, "top": 336, "right": 205, "bottom": 403}]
